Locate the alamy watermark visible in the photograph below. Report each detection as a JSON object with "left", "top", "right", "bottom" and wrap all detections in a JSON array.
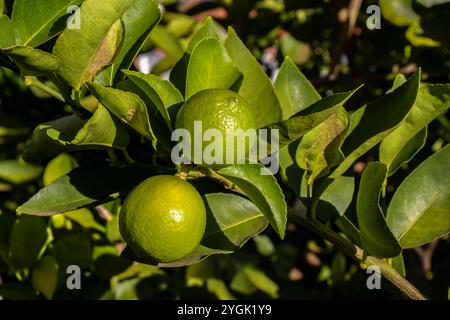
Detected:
[
  {"left": 366, "top": 5, "right": 381, "bottom": 30},
  {"left": 366, "top": 265, "right": 381, "bottom": 290},
  {"left": 67, "top": 5, "right": 81, "bottom": 30},
  {"left": 171, "top": 121, "right": 280, "bottom": 175}
]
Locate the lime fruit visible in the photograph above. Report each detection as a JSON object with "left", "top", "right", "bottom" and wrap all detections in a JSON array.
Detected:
[
  {"left": 119, "top": 175, "right": 206, "bottom": 263},
  {"left": 175, "top": 88, "right": 256, "bottom": 165}
]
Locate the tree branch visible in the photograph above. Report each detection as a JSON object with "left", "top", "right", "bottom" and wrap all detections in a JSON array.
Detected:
[
  {"left": 289, "top": 209, "right": 427, "bottom": 300},
  {"left": 189, "top": 167, "right": 427, "bottom": 300}
]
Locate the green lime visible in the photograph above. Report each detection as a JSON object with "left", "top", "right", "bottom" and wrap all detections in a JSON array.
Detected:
[
  {"left": 175, "top": 88, "right": 256, "bottom": 165},
  {"left": 119, "top": 175, "right": 206, "bottom": 263}
]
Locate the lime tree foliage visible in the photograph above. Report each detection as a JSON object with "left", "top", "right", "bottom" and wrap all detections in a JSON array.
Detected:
[{"left": 0, "top": 0, "right": 448, "bottom": 300}]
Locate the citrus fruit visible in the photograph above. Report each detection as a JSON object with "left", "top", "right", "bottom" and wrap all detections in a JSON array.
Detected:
[
  {"left": 119, "top": 175, "right": 206, "bottom": 263},
  {"left": 175, "top": 88, "right": 256, "bottom": 165}
]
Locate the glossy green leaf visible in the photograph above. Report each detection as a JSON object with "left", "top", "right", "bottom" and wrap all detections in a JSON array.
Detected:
[
  {"left": 53, "top": 0, "right": 130, "bottom": 89},
  {"left": 314, "top": 176, "right": 355, "bottom": 221},
  {"left": 9, "top": 215, "right": 50, "bottom": 269},
  {"left": 218, "top": 164, "right": 287, "bottom": 239},
  {"left": 379, "top": 0, "right": 419, "bottom": 26},
  {"left": 387, "top": 145, "right": 450, "bottom": 248},
  {"left": 268, "top": 88, "right": 360, "bottom": 150},
  {"left": 202, "top": 193, "right": 268, "bottom": 250},
  {"left": 11, "top": 0, "right": 81, "bottom": 47},
  {"left": 97, "top": 0, "right": 161, "bottom": 85},
  {"left": 380, "top": 84, "right": 450, "bottom": 174},
  {"left": 274, "top": 56, "right": 321, "bottom": 119},
  {"left": 0, "top": 15, "right": 15, "bottom": 48},
  {"left": 23, "top": 107, "right": 129, "bottom": 163},
  {"left": 17, "top": 161, "right": 156, "bottom": 216},
  {"left": 32, "top": 256, "right": 59, "bottom": 300},
  {"left": 43, "top": 153, "right": 78, "bottom": 186},
  {"left": 2, "top": 46, "right": 59, "bottom": 76},
  {"left": 87, "top": 82, "right": 155, "bottom": 142},
  {"left": 122, "top": 70, "right": 183, "bottom": 129},
  {"left": 50, "top": 104, "right": 130, "bottom": 150},
  {"left": 224, "top": 27, "right": 281, "bottom": 128},
  {"left": 170, "top": 17, "right": 226, "bottom": 95},
  {"left": 186, "top": 38, "right": 242, "bottom": 99},
  {"left": 356, "top": 162, "right": 402, "bottom": 257},
  {"left": 0, "top": 160, "right": 43, "bottom": 185},
  {"left": 387, "top": 127, "right": 428, "bottom": 176},
  {"left": 296, "top": 107, "right": 349, "bottom": 185},
  {"left": 332, "top": 70, "right": 421, "bottom": 178}
]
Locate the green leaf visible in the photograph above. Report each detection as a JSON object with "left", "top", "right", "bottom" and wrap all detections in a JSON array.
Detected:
[
  {"left": 17, "top": 161, "right": 156, "bottom": 216},
  {"left": 279, "top": 140, "right": 304, "bottom": 197},
  {"left": 332, "top": 70, "right": 421, "bottom": 178},
  {"left": 218, "top": 164, "right": 287, "bottom": 239},
  {"left": 147, "top": 25, "right": 184, "bottom": 62},
  {"left": 335, "top": 215, "right": 361, "bottom": 247},
  {"left": 206, "top": 278, "right": 236, "bottom": 300},
  {"left": 386, "top": 127, "right": 428, "bottom": 176},
  {"left": 274, "top": 56, "right": 321, "bottom": 119},
  {"left": 0, "top": 160, "right": 43, "bottom": 185},
  {"left": 87, "top": 82, "right": 155, "bottom": 142},
  {"left": 392, "top": 254, "right": 406, "bottom": 277},
  {"left": 1, "top": 46, "right": 59, "bottom": 76},
  {"left": 356, "top": 162, "right": 402, "bottom": 258},
  {"left": 379, "top": 0, "right": 419, "bottom": 26},
  {"left": 380, "top": 84, "right": 450, "bottom": 175},
  {"left": 387, "top": 145, "right": 450, "bottom": 248},
  {"left": 0, "top": 15, "right": 15, "bottom": 48},
  {"left": 296, "top": 107, "right": 349, "bottom": 185},
  {"left": 64, "top": 208, "right": 105, "bottom": 232},
  {"left": 32, "top": 256, "right": 59, "bottom": 300},
  {"left": 202, "top": 193, "right": 268, "bottom": 250},
  {"left": 52, "top": 233, "right": 92, "bottom": 269},
  {"left": 9, "top": 215, "right": 50, "bottom": 269},
  {"left": 169, "top": 17, "right": 226, "bottom": 95},
  {"left": 43, "top": 153, "right": 78, "bottom": 186},
  {"left": 11, "top": 0, "right": 81, "bottom": 47},
  {"left": 23, "top": 116, "right": 85, "bottom": 163},
  {"left": 97, "top": 0, "right": 161, "bottom": 85},
  {"left": 186, "top": 38, "right": 242, "bottom": 99},
  {"left": 122, "top": 70, "right": 183, "bottom": 129},
  {"left": 280, "top": 32, "right": 312, "bottom": 65},
  {"left": 314, "top": 176, "right": 355, "bottom": 221},
  {"left": 53, "top": 0, "right": 130, "bottom": 89},
  {"left": 23, "top": 107, "right": 130, "bottom": 163},
  {"left": 224, "top": 27, "right": 282, "bottom": 128},
  {"left": 50, "top": 104, "right": 130, "bottom": 150},
  {"left": 241, "top": 265, "right": 279, "bottom": 299}
]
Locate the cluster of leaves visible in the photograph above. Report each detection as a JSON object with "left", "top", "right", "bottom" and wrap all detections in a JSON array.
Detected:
[{"left": 0, "top": 0, "right": 449, "bottom": 300}]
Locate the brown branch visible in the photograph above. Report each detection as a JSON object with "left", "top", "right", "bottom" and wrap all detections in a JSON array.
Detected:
[{"left": 289, "top": 210, "right": 427, "bottom": 300}]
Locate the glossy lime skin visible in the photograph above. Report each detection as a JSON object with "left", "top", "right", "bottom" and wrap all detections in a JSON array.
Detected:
[
  {"left": 175, "top": 89, "right": 256, "bottom": 165},
  {"left": 119, "top": 175, "right": 206, "bottom": 263}
]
